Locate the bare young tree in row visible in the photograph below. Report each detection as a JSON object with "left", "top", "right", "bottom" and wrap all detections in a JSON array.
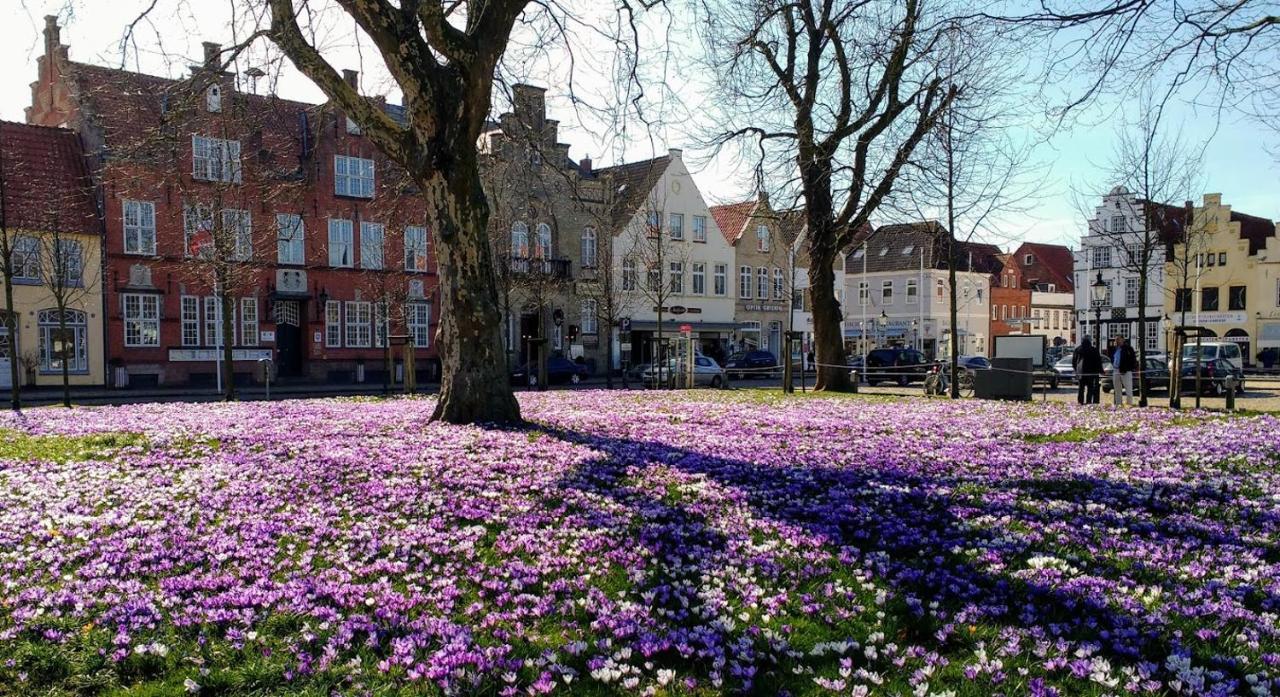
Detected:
[
  {"left": 1091, "top": 95, "right": 1200, "bottom": 405},
  {"left": 35, "top": 221, "right": 101, "bottom": 409},
  {"left": 700, "top": 0, "right": 959, "bottom": 392},
  {"left": 902, "top": 23, "right": 1039, "bottom": 398},
  {"left": 574, "top": 181, "right": 636, "bottom": 389},
  {"left": 0, "top": 125, "right": 22, "bottom": 409},
  {"left": 623, "top": 197, "right": 691, "bottom": 384}
]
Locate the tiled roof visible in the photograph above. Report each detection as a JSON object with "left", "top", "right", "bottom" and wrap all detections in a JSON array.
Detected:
[
  {"left": 0, "top": 121, "right": 98, "bottom": 235},
  {"left": 708, "top": 200, "right": 756, "bottom": 244},
  {"left": 1231, "top": 210, "right": 1276, "bottom": 256},
  {"left": 1013, "top": 241, "right": 1074, "bottom": 291},
  {"left": 593, "top": 155, "right": 670, "bottom": 229},
  {"left": 860, "top": 221, "right": 1003, "bottom": 274}
]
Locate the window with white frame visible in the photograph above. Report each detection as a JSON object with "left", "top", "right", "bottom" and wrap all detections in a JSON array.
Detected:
[
  {"left": 277, "top": 213, "right": 305, "bottom": 265},
  {"left": 692, "top": 262, "right": 706, "bottom": 295},
  {"left": 206, "top": 85, "right": 221, "bottom": 113},
  {"left": 1146, "top": 321, "right": 1159, "bottom": 351},
  {"left": 511, "top": 222, "right": 529, "bottom": 258},
  {"left": 192, "top": 135, "right": 242, "bottom": 182},
  {"left": 405, "top": 226, "right": 429, "bottom": 271},
  {"left": 373, "top": 301, "right": 388, "bottom": 349},
  {"left": 647, "top": 264, "right": 660, "bottom": 292},
  {"left": 53, "top": 239, "right": 83, "bottom": 288},
  {"left": 936, "top": 279, "right": 945, "bottom": 299},
  {"left": 204, "top": 297, "right": 229, "bottom": 346},
  {"left": 183, "top": 204, "right": 214, "bottom": 258},
  {"left": 756, "top": 225, "right": 769, "bottom": 252},
  {"left": 669, "top": 261, "right": 684, "bottom": 294},
  {"left": 345, "top": 301, "right": 371, "bottom": 347},
  {"left": 859, "top": 281, "right": 869, "bottom": 306},
  {"left": 1125, "top": 277, "right": 1138, "bottom": 307},
  {"left": 334, "top": 155, "right": 374, "bottom": 198},
  {"left": 906, "top": 279, "right": 918, "bottom": 304},
  {"left": 581, "top": 299, "right": 598, "bottom": 334},
  {"left": 1109, "top": 215, "right": 1125, "bottom": 233},
  {"left": 773, "top": 268, "right": 784, "bottom": 300},
  {"left": 992, "top": 304, "right": 998, "bottom": 320},
  {"left": 325, "top": 300, "right": 342, "bottom": 347},
  {"left": 1024, "top": 253, "right": 1034, "bottom": 266},
  {"left": 739, "top": 265, "right": 752, "bottom": 298},
  {"left": 360, "top": 222, "right": 385, "bottom": 269},
  {"left": 881, "top": 279, "right": 894, "bottom": 304},
  {"left": 1112, "top": 323, "right": 1130, "bottom": 340},
  {"left": 240, "top": 298, "right": 259, "bottom": 346},
  {"left": 406, "top": 302, "right": 430, "bottom": 348},
  {"left": 123, "top": 200, "right": 157, "bottom": 255},
  {"left": 692, "top": 215, "right": 707, "bottom": 242},
  {"left": 122, "top": 294, "right": 160, "bottom": 347},
  {"left": 223, "top": 209, "right": 252, "bottom": 261},
  {"left": 713, "top": 264, "right": 727, "bottom": 295},
  {"left": 1092, "top": 246, "right": 1111, "bottom": 268},
  {"left": 580, "top": 227, "right": 597, "bottom": 268},
  {"left": 646, "top": 211, "right": 661, "bottom": 233},
  {"left": 180, "top": 296, "right": 200, "bottom": 346},
  {"left": 669, "top": 213, "right": 684, "bottom": 240},
  {"left": 38, "top": 308, "right": 88, "bottom": 373},
  {"left": 756, "top": 266, "right": 769, "bottom": 299},
  {"left": 12, "top": 236, "right": 40, "bottom": 282},
  {"left": 622, "top": 257, "right": 637, "bottom": 291},
  {"left": 535, "top": 223, "right": 552, "bottom": 259},
  {"left": 328, "top": 219, "right": 354, "bottom": 267}
]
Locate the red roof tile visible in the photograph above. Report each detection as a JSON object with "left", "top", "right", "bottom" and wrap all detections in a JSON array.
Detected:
[
  {"left": 0, "top": 121, "right": 98, "bottom": 236},
  {"left": 709, "top": 200, "right": 756, "bottom": 245}
]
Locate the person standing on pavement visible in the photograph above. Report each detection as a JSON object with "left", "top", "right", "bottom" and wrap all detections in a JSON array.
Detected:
[
  {"left": 1073, "top": 336, "right": 1103, "bottom": 405},
  {"left": 1111, "top": 337, "right": 1138, "bottom": 406}
]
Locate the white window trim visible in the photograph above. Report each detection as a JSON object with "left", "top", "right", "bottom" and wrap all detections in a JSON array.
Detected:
[
  {"left": 328, "top": 219, "right": 354, "bottom": 268},
  {"left": 325, "top": 300, "right": 342, "bottom": 347},
  {"left": 360, "top": 222, "right": 385, "bottom": 270},
  {"left": 334, "top": 155, "right": 375, "bottom": 198},
  {"left": 123, "top": 200, "right": 157, "bottom": 256},
  {"left": 192, "top": 135, "right": 242, "bottom": 183},
  {"left": 276, "top": 213, "right": 305, "bottom": 265},
  {"left": 405, "top": 225, "right": 429, "bottom": 272},
  {"left": 122, "top": 294, "right": 160, "bottom": 347}
]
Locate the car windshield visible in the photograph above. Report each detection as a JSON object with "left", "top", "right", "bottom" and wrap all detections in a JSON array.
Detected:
[{"left": 1182, "top": 345, "right": 1219, "bottom": 360}]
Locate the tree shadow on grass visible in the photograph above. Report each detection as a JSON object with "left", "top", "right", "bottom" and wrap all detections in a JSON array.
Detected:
[{"left": 502, "top": 420, "right": 1268, "bottom": 691}]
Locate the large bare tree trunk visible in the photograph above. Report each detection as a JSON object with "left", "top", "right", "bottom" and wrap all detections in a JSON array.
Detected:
[
  {"left": 425, "top": 165, "right": 520, "bottom": 424},
  {"left": 809, "top": 256, "right": 849, "bottom": 391}
]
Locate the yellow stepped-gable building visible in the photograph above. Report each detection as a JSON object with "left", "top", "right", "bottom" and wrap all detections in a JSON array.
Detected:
[
  {"left": 0, "top": 121, "right": 104, "bottom": 389},
  {"left": 1164, "top": 193, "right": 1278, "bottom": 366}
]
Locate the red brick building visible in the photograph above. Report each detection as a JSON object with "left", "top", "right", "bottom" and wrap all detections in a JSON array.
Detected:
[
  {"left": 26, "top": 18, "right": 439, "bottom": 387},
  {"left": 989, "top": 253, "right": 1031, "bottom": 339}
]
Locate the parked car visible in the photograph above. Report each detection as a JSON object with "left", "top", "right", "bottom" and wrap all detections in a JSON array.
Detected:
[
  {"left": 641, "top": 355, "right": 728, "bottom": 388},
  {"left": 1180, "top": 341, "right": 1244, "bottom": 373},
  {"left": 1103, "top": 357, "right": 1171, "bottom": 394},
  {"left": 1178, "top": 357, "right": 1245, "bottom": 395},
  {"left": 862, "top": 348, "right": 930, "bottom": 386},
  {"left": 956, "top": 355, "right": 992, "bottom": 372},
  {"left": 1052, "top": 355, "right": 1076, "bottom": 385},
  {"left": 511, "top": 356, "right": 590, "bottom": 386},
  {"left": 723, "top": 350, "right": 779, "bottom": 380}
]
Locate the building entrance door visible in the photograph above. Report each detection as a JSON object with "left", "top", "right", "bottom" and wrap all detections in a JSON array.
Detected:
[
  {"left": 272, "top": 301, "right": 304, "bottom": 377},
  {"left": 0, "top": 320, "right": 12, "bottom": 390}
]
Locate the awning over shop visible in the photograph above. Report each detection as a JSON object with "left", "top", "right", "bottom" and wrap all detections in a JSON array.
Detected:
[{"left": 844, "top": 326, "right": 908, "bottom": 338}]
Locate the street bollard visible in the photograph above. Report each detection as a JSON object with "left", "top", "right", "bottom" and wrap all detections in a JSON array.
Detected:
[
  {"left": 850, "top": 370, "right": 859, "bottom": 394},
  {"left": 1225, "top": 375, "right": 1236, "bottom": 412}
]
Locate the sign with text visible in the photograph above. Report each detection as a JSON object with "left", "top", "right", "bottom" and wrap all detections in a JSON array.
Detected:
[
  {"left": 260, "top": 331, "right": 276, "bottom": 343},
  {"left": 169, "top": 348, "right": 274, "bottom": 363},
  {"left": 1194, "top": 312, "right": 1247, "bottom": 325}
]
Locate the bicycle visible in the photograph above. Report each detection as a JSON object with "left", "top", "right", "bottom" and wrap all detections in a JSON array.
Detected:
[{"left": 922, "top": 363, "right": 975, "bottom": 398}]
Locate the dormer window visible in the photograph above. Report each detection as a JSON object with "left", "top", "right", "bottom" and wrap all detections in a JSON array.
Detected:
[
  {"left": 878, "top": 247, "right": 889, "bottom": 256},
  {"left": 851, "top": 248, "right": 865, "bottom": 259},
  {"left": 902, "top": 244, "right": 914, "bottom": 256},
  {"left": 206, "top": 85, "right": 222, "bottom": 113},
  {"left": 1023, "top": 253, "right": 1033, "bottom": 265}
]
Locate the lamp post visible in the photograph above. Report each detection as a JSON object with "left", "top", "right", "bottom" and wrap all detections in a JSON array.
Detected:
[
  {"left": 911, "top": 319, "right": 919, "bottom": 353},
  {"left": 877, "top": 310, "right": 888, "bottom": 349},
  {"left": 1164, "top": 313, "right": 1180, "bottom": 409},
  {"left": 1090, "top": 272, "right": 1107, "bottom": 346}
]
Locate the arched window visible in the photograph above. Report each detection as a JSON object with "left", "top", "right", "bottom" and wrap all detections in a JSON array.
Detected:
[
  {"left": 581, "top": 227, "right": 597, "bottom": 268},
  {"left": 535, "top": 223, "right": 552, "bottom": 259},
  {"left": 38, "top": 309, "right": 88, "bottom": 374},
  {"left": 511, "top": 222, "right": 529, "bottom": 258}
]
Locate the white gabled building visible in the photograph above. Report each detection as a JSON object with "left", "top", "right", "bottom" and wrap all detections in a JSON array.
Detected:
[
  {"left": 595, "top": 149, "right": 738, "bottom": 366},
  {"left": 1073, "top": 186, "right": 1174, "bottom": 353}
]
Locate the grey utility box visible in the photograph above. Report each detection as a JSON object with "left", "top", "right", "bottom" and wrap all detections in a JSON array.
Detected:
[{"left": 975, "top": 357, "right": 1033, "bottom": 401}]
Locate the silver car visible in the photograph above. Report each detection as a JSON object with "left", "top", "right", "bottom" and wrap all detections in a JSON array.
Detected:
[{"left": 641, "top": 355, "right": 728, "bottom": 388}]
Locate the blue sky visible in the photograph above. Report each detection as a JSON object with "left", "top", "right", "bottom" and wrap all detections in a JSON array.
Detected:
[{"left": 2, "top": 0, "right": 1274, "bottom": 251}]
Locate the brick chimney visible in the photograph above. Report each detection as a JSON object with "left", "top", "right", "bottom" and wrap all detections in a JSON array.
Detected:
[
  {"left": 579, "top": 155, "right": 592, "bottom": 176},
  {"left": 202, "top": 42, "right": 221, "bottom": 70},
  {"left": 44, "top": 15, "right": 61, "bottom": 55}
]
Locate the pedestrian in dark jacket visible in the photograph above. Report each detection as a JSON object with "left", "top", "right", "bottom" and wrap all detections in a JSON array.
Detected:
[
  {"left": 1073, "top": 337, "right": 1103, "bottom": 404},
  {"left": 1111, "top": 337, "right": 1139, "bottom": 406}
]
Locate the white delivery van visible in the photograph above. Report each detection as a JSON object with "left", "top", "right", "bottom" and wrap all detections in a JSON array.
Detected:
[{"left": 1180, "top": 341, "right": 1244, "bottom": 372}]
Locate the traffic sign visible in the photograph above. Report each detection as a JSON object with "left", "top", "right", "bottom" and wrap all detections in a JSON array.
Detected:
[{"left": 680, "top": 323, "right": 692, "bottom": 334}]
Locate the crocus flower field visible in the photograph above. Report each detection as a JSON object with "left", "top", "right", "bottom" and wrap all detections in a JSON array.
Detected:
[{"left": 1, "top": 391, "right": 1278, "bottom": 696}]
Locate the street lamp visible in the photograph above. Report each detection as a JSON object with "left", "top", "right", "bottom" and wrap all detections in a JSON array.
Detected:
[
  {"left": 1164, "top": 313, "right": 1180, "bottom": 409},
  {"left": 911, "top": 319, "right": 919, "bottom": 353},
  {"left": 1090, "top": 272, "right": 1107, "bottom": 345},
  {"left": 877, "top": 310, "right": 888, "bottom": 348}
]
